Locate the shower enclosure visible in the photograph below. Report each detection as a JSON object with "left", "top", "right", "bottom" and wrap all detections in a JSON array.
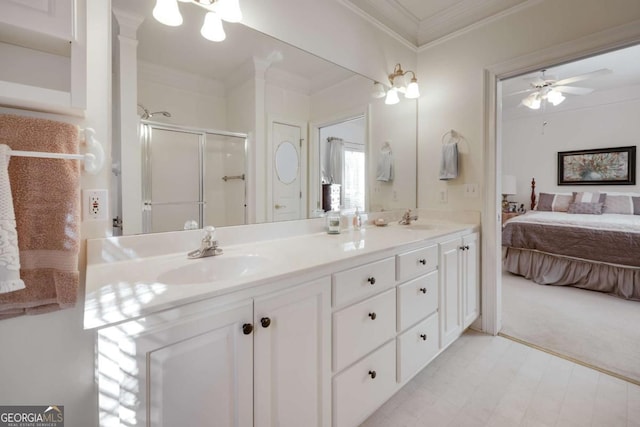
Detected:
[{"left": 140, "top": 121, "right": 247, "bottom": 233}]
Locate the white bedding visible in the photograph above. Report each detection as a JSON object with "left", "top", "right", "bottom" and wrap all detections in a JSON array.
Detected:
[{"left": 506, "top": 211, "right": 640, "bottom": 234}]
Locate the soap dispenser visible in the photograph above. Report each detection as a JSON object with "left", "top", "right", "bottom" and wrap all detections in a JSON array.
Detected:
[{"left": 352, "top": 208, "right": 362, "bottom": 230}]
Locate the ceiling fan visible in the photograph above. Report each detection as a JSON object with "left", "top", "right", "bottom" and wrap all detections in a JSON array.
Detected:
[{"left": 511, "top": 68, "right": 612, "bottom": 110}]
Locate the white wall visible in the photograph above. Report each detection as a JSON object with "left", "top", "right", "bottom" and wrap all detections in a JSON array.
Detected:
[
  {"left": 417, "top": 0, "right": 640, "bottom": 212},
  {"left": 503, "top": 86, "right": 640, "bottom": 206}
]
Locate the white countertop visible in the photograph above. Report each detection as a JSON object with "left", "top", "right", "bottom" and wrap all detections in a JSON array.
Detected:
[{"left": 84, "top": 215, "right": 478, "bottom": 329}]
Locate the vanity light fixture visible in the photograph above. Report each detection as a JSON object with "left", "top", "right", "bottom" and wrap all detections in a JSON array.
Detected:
[
  {"left": 372, "top": 63, "right": 420, "bottom": 105},
  {"left": 153, "top": 0, "right": 243, "bottom": 42}
]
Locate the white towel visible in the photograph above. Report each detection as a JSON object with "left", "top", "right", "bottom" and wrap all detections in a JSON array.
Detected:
[
  {"left": 439, "top": 142, "right": 458, "bottom": 180},
  {"left": 376, "top": 147, "right": 394, "bottom": 182},
  {"left": 0, "top": 144, "right": 25, "bottom": 294}
]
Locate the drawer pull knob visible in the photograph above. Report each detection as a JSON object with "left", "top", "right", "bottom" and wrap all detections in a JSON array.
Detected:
[
  {"left": 260, "top": 317, "right": 271, "bottom": 328},
  {"left": 419, "top": 287, "right": 427, "bottom": 294},
  {"left": 465, "top": 245, "right": 470, "bottom": 250},
  {"left": 368, "top": 312, "right": 377, "bottom": 320},
  {"left": 368, "top": 370, "right": 377, "bottom": 379},
  {"left": 459, "top": 246, "right": 465, "bottom": 251},
  {"left": 367, "top": 276, "right": 376, "bottom": 285},
  {"left": 419, "top": 258, "right": 427, "bottom": 265},
  {"left": 242, "top": 323, "right": 253, "bottom": 335},
  {"left": 420, "top": 334, "right": 427, "bottom": 341}
]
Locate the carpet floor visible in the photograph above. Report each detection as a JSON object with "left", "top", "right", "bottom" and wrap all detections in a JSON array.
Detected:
[{"left": 501, "top": 271, "right": 640, "bottom": 384}]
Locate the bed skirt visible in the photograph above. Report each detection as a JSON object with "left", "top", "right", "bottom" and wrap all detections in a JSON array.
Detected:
[{"left": 504, "top": 248, "right": 640, "bottom": 301}]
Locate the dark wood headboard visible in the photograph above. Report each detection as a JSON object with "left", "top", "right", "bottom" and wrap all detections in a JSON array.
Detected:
[{"left": 530, "top": 178, "right": 536, "bottom": 210}]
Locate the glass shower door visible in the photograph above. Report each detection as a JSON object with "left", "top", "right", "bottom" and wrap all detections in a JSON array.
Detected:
[{"left": 143, "top": 127, "right": 203, "bottom": 233}]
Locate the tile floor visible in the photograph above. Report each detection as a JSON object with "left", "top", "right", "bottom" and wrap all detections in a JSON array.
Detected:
[{"left": 361, "top": 331, "right": 640, "bottom": 427}]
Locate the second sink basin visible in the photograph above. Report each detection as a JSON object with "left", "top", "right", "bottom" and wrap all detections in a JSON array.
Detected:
[{"left": 158, "top": 254, "right": 270, "bottom": 285}]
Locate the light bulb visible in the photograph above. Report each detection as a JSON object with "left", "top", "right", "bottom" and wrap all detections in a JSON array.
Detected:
[
  {"left": 214, "top": 0, "right": 243, "bottom": 23},
  {"left": 372, "top": 82, "right": 386, "bottom": 99},
  {"left": 522, "top": 93, "right": 541, "bottom": 109},
  {"left": 153, "top": 0, "right": 183, "bottom": 27},
  {"left": 385, "top": 88, "right": 400, "bottom": 105},
  {"left": 201, "top": 12, "right": 226, "bottom": 42},
  {"left": 547, "top": 90, "right": 565, "bottom": 106},
  {"left": 405, "top": 79, "right": 420, "bottom": 99}
]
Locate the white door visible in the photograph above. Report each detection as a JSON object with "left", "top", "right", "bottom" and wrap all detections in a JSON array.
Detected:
[
  {"left": 463, "top": 232, "right": 480, "bottom": 328},
  {"left": 254, "top": 277, "right": 331, "bottom": 427},
  {"left": 439, "top": 237, "right": 463, "bottom": 348},
  {"left": 134, "top": 301, "right": 254, "bottom": 427},
  {"left": 272, "top": 122, "right": 303, "bottom": 221}
]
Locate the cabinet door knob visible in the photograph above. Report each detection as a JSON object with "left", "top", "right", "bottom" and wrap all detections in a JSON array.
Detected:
[
  {"left": 419, "top": 287, "right": 427, "bottom": 294},
  {"left": 242, "top": 323, "right": 253, "bottom": 335},
  {"left": 465, "top": 245, "right": 470, "bottom": 250},
  {"left": 367, "top": 276, "right": 376, "bottom": 285},
  {"left": 368, "top": 312, "right": 377, "bottom": 320},
  {"left": 420, "top": 334, "right": 427, "bottom": 341},
  {"left": 368, "top": 370, "right": 377, "bottom": 379},
  {"left": 260, "top": 317, "right": 271, "bottom": 328},
  {"left": 459, "top": 246, "right": 466, "bottom": 251},
  {"left": 419, "top": 258, "right": 426, "bottom": 265}
]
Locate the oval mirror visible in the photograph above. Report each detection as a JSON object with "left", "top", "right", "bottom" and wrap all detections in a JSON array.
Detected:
[{"left": 275, "top": 141, "right": 299, "bottom": 184}]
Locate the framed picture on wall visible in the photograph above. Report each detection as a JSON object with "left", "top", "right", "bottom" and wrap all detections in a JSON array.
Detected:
[{"left": 557, "top": 146, "right": 636, "bottom": 185}]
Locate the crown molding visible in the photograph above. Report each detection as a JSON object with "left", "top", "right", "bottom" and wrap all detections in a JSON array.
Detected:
[{"left": 138, "top": 60, "right": 226, "bottom": 98}]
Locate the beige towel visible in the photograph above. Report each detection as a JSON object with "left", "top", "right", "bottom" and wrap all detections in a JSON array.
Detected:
[{"left": 0, "top": 114, "right": 80, "bottom": 319}]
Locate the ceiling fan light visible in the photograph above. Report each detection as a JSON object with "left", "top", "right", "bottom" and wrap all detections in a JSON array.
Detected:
[
  {"left": 547, "top": 90, "right": 565, "bottom": 106},
  {"left": 201, "top": 12, "right": 226, "bottom": 41},
  {"left": 372, "top": 82, "right": 386, "bottom": 99},
  {"left": 153, "top": 0, "right": 183, "bottom": 26},
  {"left": 405, "top": 79, "right": 420, "bottom": 99},
  {"left": 214, "top": 0, "right": 243, "bottom": 23},
  {"left": 385, "top": 88, "right": 400, "bottom": 105}
]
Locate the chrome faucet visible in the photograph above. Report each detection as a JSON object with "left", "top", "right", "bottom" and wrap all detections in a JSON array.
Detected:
[
  {"left": 188, "top": 226, "right": 223, "bottom": 259},
  {"left": 399, "top": 209, "right": 418, "bottom": 225}
]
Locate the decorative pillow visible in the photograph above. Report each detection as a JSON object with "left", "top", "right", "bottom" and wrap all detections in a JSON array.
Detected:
[
  {"left": 634, "top": 197, "right": 640, "bottom": 215},
  {"left": 572, "top": 191, "right": 605, "bottom": 204},
  {"left": 536, "top": 193, "right": 572, "bottom": 212},
  {"left": 567, "top": 202, "right": 604, "bottom": 215},
  {"left": 603, "top": 194, "right": 634, "bottom": 214}
]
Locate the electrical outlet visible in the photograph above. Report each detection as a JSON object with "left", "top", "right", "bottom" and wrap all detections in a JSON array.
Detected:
[{"left": 83, "top": 189, "right": 108, "bottom": 221}]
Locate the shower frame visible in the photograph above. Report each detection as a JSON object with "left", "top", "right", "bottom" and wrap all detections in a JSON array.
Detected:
[{"left": 140, "top": 120, "right": 248, "bottom": 233}]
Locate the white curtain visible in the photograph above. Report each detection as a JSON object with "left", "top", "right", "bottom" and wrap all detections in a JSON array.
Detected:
[{"left": 328, "top": 137, "right": 344, "bottom": 186}]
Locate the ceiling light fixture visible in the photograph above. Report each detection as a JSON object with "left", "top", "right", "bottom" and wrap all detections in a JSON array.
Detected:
[
  {"left": 372, "top": 63, "right": 420, "bottom": 104},
  {"left": 153, "top": 0, "right": 242, "bottom": 42}
]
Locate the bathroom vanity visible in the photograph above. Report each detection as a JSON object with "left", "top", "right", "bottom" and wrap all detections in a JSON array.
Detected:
[{"left": 85, "top": 212, "right": 479, "bottom": 427}]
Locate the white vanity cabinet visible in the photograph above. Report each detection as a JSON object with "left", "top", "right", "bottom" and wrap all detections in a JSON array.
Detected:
[
  {"left": 254, "top": 278, "right": 331, "bottom": 427},
  {"left": 98, "top": 277, "right": 330, "bottom": 427},
  {"left": 439, "top": 232, "right": 480, "bottom": 349},
  {"left": 0, "top": 0, "right": 86, "bottom": 114}
]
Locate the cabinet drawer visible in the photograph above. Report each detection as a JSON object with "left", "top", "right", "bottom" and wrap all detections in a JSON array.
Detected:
[
  {"left": 396, "top": 245, "right": 438, "bottom": 281},
  {"left": 397, "top": 313, "right": 439, "bottom": 383},
  {"left": 333, "top": 257, "right": 395, "bottom": 308},
  {"left": 333, "top": 289, "right": 396, "bottom": 372},
  {"left": 333, "top": 340, "right": 397, "bottom": 427},
  {"left": 397, "top": 270, "right": 438, "bottom": 331}
]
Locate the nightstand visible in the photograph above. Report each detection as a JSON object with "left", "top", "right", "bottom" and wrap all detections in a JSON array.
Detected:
[{"left": 502, "top": 211, "right": 522, "bottom": 225}]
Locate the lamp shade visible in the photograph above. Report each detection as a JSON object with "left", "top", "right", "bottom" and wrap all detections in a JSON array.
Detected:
[
  {"left": 384, "top": 88, "right": 399, "bottom": 105},
  {"left": 502, "top": 175, "right": 517, "bottom": 195},
  {"left": 201, "top": 12, "right": 226, "bottom": 42},
  {"left": 153, "top": 0, "right": 183, "bottom": 26},
  {"left": 405, "top": 80, "right": 420, "bottom": 99},
  {"left": 372, "top": 82, "right": 386, "bottom": 99}
]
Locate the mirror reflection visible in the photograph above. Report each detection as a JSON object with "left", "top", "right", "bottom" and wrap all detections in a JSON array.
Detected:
[{"left": 112, "top": 0, "right": 417, "bottom": 235}]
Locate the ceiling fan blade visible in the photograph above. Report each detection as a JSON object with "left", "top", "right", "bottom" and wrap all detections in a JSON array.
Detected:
[
  {"left": 506, "top": 88, "right": 535, "bottom": 96},
  {"left": 553, "top": 86, "right": 594, "bottom": 95},
  {"left": 553, "top": 68, "right": 612, "bottom": 86}
]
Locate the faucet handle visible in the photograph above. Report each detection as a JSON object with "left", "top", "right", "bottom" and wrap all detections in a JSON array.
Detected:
[{"left": 203, "top": 225, "right": 216, "bottom": 236}]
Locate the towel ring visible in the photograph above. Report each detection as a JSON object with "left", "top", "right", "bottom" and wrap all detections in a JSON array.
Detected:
[{"left": 441, "top": 129, "right": 462, "bottom": 145}]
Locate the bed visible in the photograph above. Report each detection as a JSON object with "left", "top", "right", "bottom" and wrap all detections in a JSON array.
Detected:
[{"left": 502, "top": 180, "right": 640, "bottom": 301}]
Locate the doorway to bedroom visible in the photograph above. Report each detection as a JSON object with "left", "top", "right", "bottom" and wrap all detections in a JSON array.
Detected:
[{"left": 497, "top": 43, "right": 640, "bottom": 385}]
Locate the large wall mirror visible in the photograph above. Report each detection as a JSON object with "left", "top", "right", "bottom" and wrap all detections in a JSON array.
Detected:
[{"left": 112, "top": 0, "right": 417, "bottom": 235}]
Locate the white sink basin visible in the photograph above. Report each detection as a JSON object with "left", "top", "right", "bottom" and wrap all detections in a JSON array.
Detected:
[{"left": 157, "top": 254, "right": 270, "bottom": 285}]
